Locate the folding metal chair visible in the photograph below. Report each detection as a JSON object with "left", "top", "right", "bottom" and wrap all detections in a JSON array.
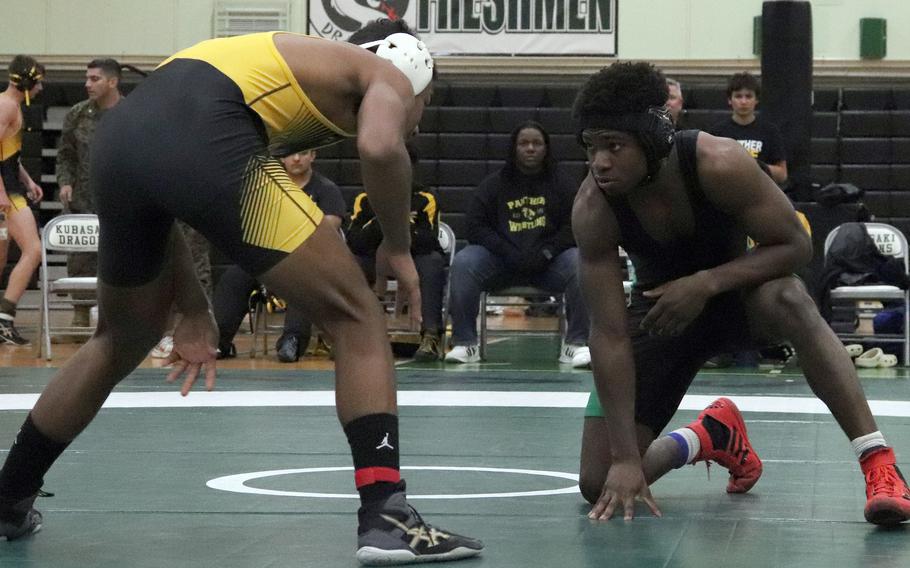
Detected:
[
  {"left": 37, "top": 214, "right": 99, "bottom": 360},
  {"left": 436, "top": 221, "right": 457, "bottom": 353},
  {"left": 476, "top": 248, "right": 633, "bottom": 360},
  {"left": 478, "top": 286, "right": 566, "bottom": 360},
  {"left": 823, "top": 222, "right": 910, "bottom": 365}
]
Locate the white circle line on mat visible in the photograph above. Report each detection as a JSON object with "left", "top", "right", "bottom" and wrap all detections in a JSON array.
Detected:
[{"left": 207, "top": 465, "right": 580, "bottom": 499}]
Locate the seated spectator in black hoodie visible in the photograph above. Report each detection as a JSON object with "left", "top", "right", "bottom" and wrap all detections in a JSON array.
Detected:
[
  {"left": 347, "top": 141, "right": 446, "bottom": 361},
  {"left": 444, "top": 120, "right": 590, "bottom": 366}
]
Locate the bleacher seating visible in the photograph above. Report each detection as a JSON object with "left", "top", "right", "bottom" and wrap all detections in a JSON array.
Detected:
[
  {"left": 686, "top": 87, "right": 729, "bottom": 110},
  {"left": 535, "top": 108, "right": 575, "bottom": 134},
  {"left": 438, "top": 107, "right": 489, "bottom": 133},
  {"left": 841, "top": 111, "right": 891, "bottom": 137},
  {"left": 438, "top": 133, "right": 487, "bottom": 160},
  {"left": 683, "top": 109, "right": 727, "bottom": 131},
  {"left": 498, "top": 85, "right": 547, "bottom": 108},
  {"left": 489, "top": 108, "right": 536, "bottom": 132},
  {"left": 813, "top": 112, "right": 838, "bottom": 137},
  {"left": 445, "top": 85, "right": 497, "bottom": 107},
  {"left": 544, "top": 85, "right": 580, "bottom": 108},
  {"left": 811, "top": 138, "right": 838, "bottom": 164},
  {"left": 842, "top": 88, "right": 892, "bottom": 110},
  {"left": 894, "top": 90, "right": 910, "bottom": 110},
  {"left": 841, "top": 138, "right": 890, "bottom": 164},
  {"left": 813, "top": 89, "right": 840, "bottom": 112}
]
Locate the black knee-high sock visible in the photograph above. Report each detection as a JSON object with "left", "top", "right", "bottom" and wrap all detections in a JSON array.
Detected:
[
  {"left": 344, "top": 413, "right": 401, "bottom": 505},
  {"left": 0, "top": 414, "right": 70, "bottom": 501}
]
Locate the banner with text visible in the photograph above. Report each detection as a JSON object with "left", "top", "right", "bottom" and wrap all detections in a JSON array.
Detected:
[{"left": 308, "top": 0, "right": 617, "bottom": 56}]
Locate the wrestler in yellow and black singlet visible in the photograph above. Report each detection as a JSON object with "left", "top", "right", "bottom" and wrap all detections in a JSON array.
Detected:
[
  {"left": 92, "top": 32, "right": 355, "bottom": 286},
  {"left": 0, "top": 122, "right": 30, "bottom": 214}
]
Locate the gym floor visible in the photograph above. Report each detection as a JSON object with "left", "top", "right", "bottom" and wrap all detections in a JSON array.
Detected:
[{"left": 2, "top": 330, "right": 910, "bottom": 567}]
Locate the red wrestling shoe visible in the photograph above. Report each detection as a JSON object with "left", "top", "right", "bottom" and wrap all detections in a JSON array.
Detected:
[
  {"left": 861, "top": 447, "right": 910, "bottom": 525},
  {"left": 687, "top": 397, "right": 763, "bottom": 493}
]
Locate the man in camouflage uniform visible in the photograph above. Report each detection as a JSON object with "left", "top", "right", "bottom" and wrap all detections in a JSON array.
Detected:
[{"left": 55, "top": 59, "right": 123, "bottom": 331}]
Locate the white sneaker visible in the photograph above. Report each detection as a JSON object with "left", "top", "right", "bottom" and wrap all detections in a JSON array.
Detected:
[
  {"left": 559, "top": 343, "right": 588, "bottom": 365},
  {"left": 445, "top": 344, "right": 480, "bottom": 363},
  {"left": 150, "top": 336, "right": 174, "bottom": 359},
  {"left": 571, "top": 346, "right": 591, "bottom": 368}
]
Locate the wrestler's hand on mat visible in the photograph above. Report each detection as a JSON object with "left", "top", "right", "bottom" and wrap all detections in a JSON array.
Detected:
[
  {"left": 588, "top": 460, "right": 661, "bottom": 522},
  {"left": 377, "top": 241, "right": 422, "bottom": 331},
  {"left": 165, "top": 309, "right": 219, "bottom": 396},
  {"left": 640, "top": 272, "right": 712, "bottom": 336}
]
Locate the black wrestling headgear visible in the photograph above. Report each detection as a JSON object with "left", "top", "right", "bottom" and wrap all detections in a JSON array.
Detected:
[
  {"left": 9, "top": 58, "right": 44, "bottom": 106},
  {"left": 577, "top": 106, "right": 676, "bottom": 182}
]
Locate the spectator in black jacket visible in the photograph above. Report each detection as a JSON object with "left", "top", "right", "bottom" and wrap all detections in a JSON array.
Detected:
[
  {"left": 347, "top": 141, "right": 446, "bottom": 361},
  {"left": 444, "top": 120, "right": 590, "bottom": 366}
]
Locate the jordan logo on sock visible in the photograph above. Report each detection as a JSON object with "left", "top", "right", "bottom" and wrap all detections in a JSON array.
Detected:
[{"left": 376, "top": 433, "right": 394, "bottom": 450}]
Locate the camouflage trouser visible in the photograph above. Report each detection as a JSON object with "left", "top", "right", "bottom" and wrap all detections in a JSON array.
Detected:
[{"left": 177, "top": 220, "right": 212, "bottom": 300}]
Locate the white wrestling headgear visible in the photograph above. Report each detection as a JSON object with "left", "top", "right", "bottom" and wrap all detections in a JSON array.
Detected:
[{"left": 359, "top": 33, "right": 434, "bottom": 96}]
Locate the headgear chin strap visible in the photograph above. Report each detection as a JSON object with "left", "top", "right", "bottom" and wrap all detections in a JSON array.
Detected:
[
  {"left": 360, "top": 33, "right": 434, "bottom": 96},
  {"left": 578, "top": 106, "right": 676, "bottom": 183},
  {"left": 9, "top": 64, "right": 43, "bottom": 106}
]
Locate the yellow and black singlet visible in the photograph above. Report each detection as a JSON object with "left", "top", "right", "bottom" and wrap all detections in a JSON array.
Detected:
[
  {"left": 0, "top": 122, "right": 25, "bottom": 197},
  {"left": 0, "top": 129, "right": 20, "bottom": 162},
  {"left": 91, "top": 32, "right": 364, "bottom": 286},
  {"left": 161, "top": 32, "right": 355, "bottom": 157}
]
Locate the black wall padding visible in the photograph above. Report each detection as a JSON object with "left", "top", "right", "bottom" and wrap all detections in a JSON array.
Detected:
[{"left": 761, "top": 1, "right": 813, "bottom": 200}]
